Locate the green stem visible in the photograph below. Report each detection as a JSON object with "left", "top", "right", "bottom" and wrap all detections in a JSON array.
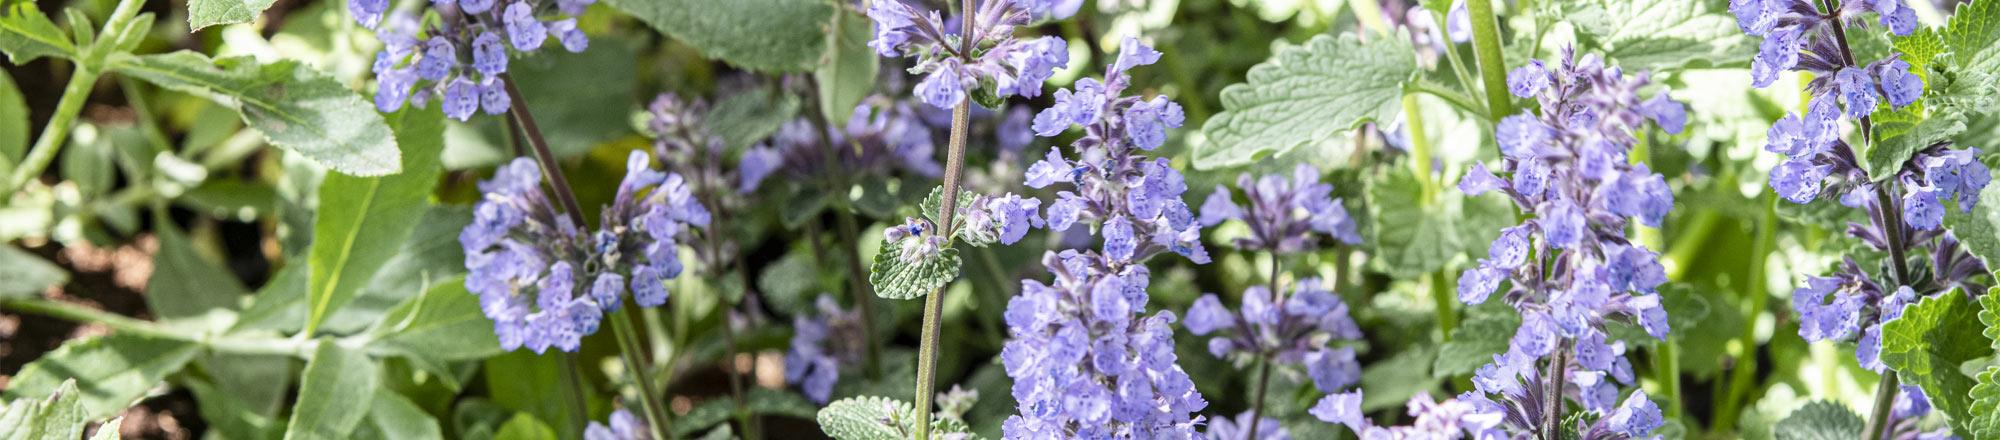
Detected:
[
  {"left": 804, "top": 89, "right": 883, "bottom": 378},
  {"left": 1713, "top": 194, "right": 1777, "bottom": 434},
  {"left": 0, "top": 297, "right": 313, "bottom": 357},
  {"left": 6, "top": 66, "right": 101, "bottom": 193},
  {"left": 1401, "top": 94, "right": 1436, "bottom": 202},
  {"left": 1462, "top": 0, "right": 1514, "bottom": 118},
  {"left": 559, "top": 353, "right": 592, "bottom": 438},
  {"left": 610, "top": 308, "right": 674, "bottom": 440},
  {"left": 1864, "top": 375, "right": 1900, "bottom": 440},
  {"left": 1428, "top": 271, "right": 1458, "bottom": 341},
  {"left": 1244, "top": 255, "right": 1283, "bottom": 440},
  {"left": 914, "top": 5, "right": 975, "bottom": 435}
]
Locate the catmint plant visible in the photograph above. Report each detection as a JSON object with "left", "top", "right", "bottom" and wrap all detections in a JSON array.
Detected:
[
  {"left": 1451, "top": 48, "right": 1684, "bottom": 439},
  {"left": 998, "top": 37, "right": 1209, "bottom": 439},
  {"left": 786, "top": 295, "right": 867, "bottom": 404},
  {"left": 584, "top": 408, "right": 652, "bottom": 440},
  {"left": 353, "top": 0, "right": 593, "bottom": 120},
  {"left": 868, "top": 0, "right": 1071, "bottom": 109},
  {"left": 1732, "top": 1, "right": 1990, "bottom": 437},
  {"left": 460, "top": 153, "right": 707, "bottom": 354}
]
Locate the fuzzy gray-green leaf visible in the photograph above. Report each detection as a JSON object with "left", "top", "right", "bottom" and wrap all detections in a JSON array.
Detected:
[
  {"left": 1194, "top": 32, "right": 1415, "bottom": 170},
  {"left": 109, "top": 51, "right": 402, "bottom": 176}
]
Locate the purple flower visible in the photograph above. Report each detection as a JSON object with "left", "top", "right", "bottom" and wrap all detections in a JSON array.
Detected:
[
  {"left": 358, "top": 0, "right": 589, "bottom": 118},
  {"left": 1183, "top": 279, "right": 1363, "bottom": 392},
  {"left": 915, "top": 64, "right": 968, "bottom": 109},
  {"left": 1311, "top": 391, "right": 1508, "bottom": 438},
  {"left": 443, "top": 77, "right": 479, "bottom": 121},
  {"left": 584, "top": 409, "right": 648, "bottom": 440},
  {"left": 867, "top": 0, "right": 1073, "bottom": 108},
  {"left": 1876, "top": 59, "right": 1923, "bottom": 108},
  {"left": 1203, "top": 164, "right": 1362, "bottom": 253},
  {"left": 786, "top": 296, "right": 863, "bottom": 403},
  {"left": 1204, "top": 411, "right": 1288, "bottom": 440}
]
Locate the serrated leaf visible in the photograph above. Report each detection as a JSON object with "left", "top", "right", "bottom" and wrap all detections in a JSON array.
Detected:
[
  {"left": 1944, "top": 184, "right": 2000, "bottom": 269},
  {"left": 1772, "top": 400, "right": 1863, "bottom": 440},
  {"left": 1194, "top": 32, "right": 1416, "bottom": 170},
  {"left": 0, "top": 69, "right": 25, "bottom": 163},
  {"left": 1367, "top": 167, "right": 1510, "bottom": 278},
  {"left": 302, "top": 109, "right": 444, "bottom": 335},
  {"left": 0, "top": 245, "right": 64, "bottom": 298},
  {"left": 601, "top": 0, "right": 832, "bottom": 73},
  {"left": 0, "top": 2, "right": 73, "bottom": 64},
  {"left": 1563, "top": 0, "right": 1751, "bottom": 71},
  {"left": 709, "top": 85, "right": 800, "bottom": 154},
  {"left": 816, "top": 395, "right": 974, "bottom": 440},
  {"left": 818, "top": 8, "right": 876, "bottom": 126},
  {"left": 759, "top": 248, "right": 830, "bottom": 317},
  {"left": 869, "top": 238, "right": 960, "bottom": 300},
  {"left": 1, "top": 334, "right": 199, "bottom": 421},
  {"left": 1880, "top": 290, "right": 1986, "bottom": 434},
  {"left": 1434, "top": 305, "right": 1522, "bottom": 377},
  {"left": 365, "top": 275, "right": 501, "bottom": 363},
  {"left": 1971, "top": 292, "right": 2000, "bottom": 439},
  {"left": 1942, "top": 0, "right": 2000, "bottom": 73},
  {"left": 109, "top": 51, "right": 401, "bottom": 176},
  {"left": 186, "top": 0, "right": 274, "bottom": 31},
  {"left": 147, "top": 210, "right": 248, "bottom": 319},
  {"left": 0, "top": 380, "right": 85, "bottom": 440},
  {"left": 1866, "top": 108, "right": 1965, "bottom": 180},
  {"left": 283, "top": 340, "right": 379, "bottom": 440}
]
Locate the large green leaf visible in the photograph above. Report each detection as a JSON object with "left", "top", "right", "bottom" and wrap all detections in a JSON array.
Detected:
[
  {"left": 1944, "top": 183, "right": 2000, "bottom": 269},
  {"left": 365, "top": 275, "right": 502, "bottom": 364},
  {"left": 323, "top": 205, "right": 473, "bottom": 333},
  {"left": 0, "top": 2, "right": 73, "bottom": 64},
  {"left": 1563, "top": 0, "right": 1750, "bottom": 71},
  {"left": 816, "top": 395, "right": 975, "bottom": 440},
  {"left": 302, "top": 109, "right": 444, "bottom": 335},
  {"left": 0, "top": 245, "right": 64, "bottom": 298},
  {"left": 1942, "top": 0, "right": 2000, "bottom": 74},
  {"left": 146, "top": 210, "right": 248, "bottom": 319},
  {"left": 1359, "top": 345, "right": 1440, "bottom": 411},
  {"left": 1433, "top": 304, "right": 1520, "bottom": 377},
  {"left": 186, "top": 0, "right": 275, "bottom": 31},
  {"left": 0, "top": 380, "right": 88, "bottom": 440},
  {"left": 1366, "top": 167, "right": 1512, "bottom": 278},
  {"left": 110, "top": 51, "right": 401, "bottom": 176},
  {"left": 817, "top": 7, "right": 876, "bottom": 126},
  {"left": 1772, "top": 401, "right": 1863, "bottom": 440},
  {"left": 869, "top": 240, "right": 960, "bottom": 300},
  {"left": 359, "top": 391, "right": 444, "bottom": 440},
  {"left": 1865, "top": 108, "right": 1965, "bottom": 181},
  {"left": 1, "top": 334, "right": 200, "bottom": 420},
  {"left": 1194, "top": 32, "right": 1416, "bottom": 169},
  {"left": 492, "top": 413, "right": 556, "bottom": 440},
  {"left": 1966, "top": 292, "right": 2000, "bottom": 438},
  {"left": 708, "top": 85, "right": 800, "bottom": 154},
  {"left": 283, "top": 340, "right": 380, "bottom": 440},
  {"left": 1880, "top": 290, "right": 1986, "bottom": 434},
  {"left": 601, "top": 0, "right": 831, "bottom": 73},
  {"left": 0, "top": 70, "right": 25, "bottom": 164}
]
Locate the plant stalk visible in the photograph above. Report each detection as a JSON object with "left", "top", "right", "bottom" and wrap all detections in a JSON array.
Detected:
[
  {"left": 1713, "top": 194, "right": 1778, "bottom": 434},
  {"left": 1244, "top": 255, "right": 1284, "bottom": 440},
  {"left": 6, "top": 66, "right": 100, "bottom": 194},
  {"left": 559, "top": 353, "right": 593, "bottom": 436},
  {"left": 803, "top": 85, "right": 883, "bottom": 377},
  {"left": 1542, "top": 348, "right": 1569, "bottom": 439},
  {"left": 610, "top": 308, "right": 675, "bottom": 440},
  {"left": 1463, "top": 0, "right": 1514, "bottom": 118},
  {"left": 913, "top": 4, "right": 977, "bottom": 439}
]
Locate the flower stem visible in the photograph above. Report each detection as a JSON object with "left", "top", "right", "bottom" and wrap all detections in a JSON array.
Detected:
[
  {"left": 803, "top": 85, "right": 884, "bottom": 378},
  {"left": 1713, "top": 194, "right": 1778, "bottom": 434},
  {"left": 5, "top": 65, "right": 100, "bottom": 194},
  {"left": 1542, "top": 348, "right": 1569, "bottom": 439},
  {"left": 501, "top": 73, "right": 672, "bottom": 440},
  {"left": 0, "top": 297, "right": 312, "bottom": 357},
  {"left": 559, "top": 353, "right": 593, "bottom": 434},
  {"left": 913, "top": 3, "right": 977, "bottom": 438},
  {"left": 1463, "top": 0, "right": 1514, "bottom": 118},
  {"left": 1244, "top": 359, "right": 1275, "bottom": 440}
]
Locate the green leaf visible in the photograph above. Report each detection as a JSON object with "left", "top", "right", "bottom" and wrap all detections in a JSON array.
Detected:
[
  {"left": 1360, "top": 345, "right": 1440, "bottom": 411},
  {"left": 1366, "top": 167, "right": 1511, "bottom": 278},
  {"left": 1968, "top": 366, "right": 2000, "bottom": 439},
  {"left": 1941, "top": 0, "right": 2000, "bottom": 74},
  {"left": 89, "top": 417, "right": 123, "bottom": 440},
  {"left": 1194, "top": 32, "right": 1416, "bottom": 169},
  {"left": 109, "top": 51, "right": 402, "bottom": 176},
  {"left": 302, "top": 109, "right": 444, "bottom": 335},
  {"left": 1, "top": 334, "right": 200, "bottom": 420},
  {"left": 483, "top": 351, "right": 592, "bottom": 436},
  {"left": 0, "top": 2, "right": 73, "bottom": 64},
  {"left": 362, "top": 392, "right": 444, "bottom": 440},
  {"left": 0, "top": 380, "right": 85, "bottom": 440},
  {"left": 283, "top": 340, "right": 380, "bottom": 440},
  {"left": 708, "top": 85, "right": 800, "bottom": 154},
  {"left": 491, "top": 413, "right": 556, "bottom": 440},
  {"left": 868, "top": 239, "right": 960, "bottom": 300},
  {"left": 186, "top": 0, "right": 275, "bottom": 31},
  {"left": 324, "top": 205, "right": 473, "bottom": 333},
  {"left": 1434, "top": 305, "right": 1521, "bottom": 378},
  {"left": 758, "top": 248, "right": 833, "bottom": 317},
  {"left": 1562, "top": 0, "right": 1750, "bottom": 71},
  {"left": 147, "top": 210, "right": 248, "bottom": 319},
  {"left": 0, "top": 244, "right": 65, "bottom": 298},
  {"left": 1880, "top": 290, "right": 1986, "bottom": 434},
  {"left": 1944, "top": 183, "right": 2000, "bottom": 269},
  {"left": 601, "top": 0, "right": 832, "bottom": 73},
  {"left": 1866, "top": 108, "right": 1966, "bottom": 180},
  {"left": 0, "top": 69, "right": 25, "bottom": 164},
  {"left": 365, "top": 275, "right": 502, "bottom": 364},
  {"left": 1772, "top": 400, "right": 1863, "bottom": 440},
  {"left": 816, "top": 395, "right": 975, "bottom": 440},
  {"left": 817, "top": 8, "right": 876, "bottom": 126}
]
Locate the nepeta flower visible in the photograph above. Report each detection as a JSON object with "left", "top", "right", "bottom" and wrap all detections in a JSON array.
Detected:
[
  {"left": 1001, "top": 250, "right": 1206, "bottom": 439},
  {"left": 1308, "top": 390, "right": 1511, "bottom": 439},
  {"left": 1199, "top": 164, "right": 1363, "bottom": 253},
  {"left": 646, "top": 93, "right": 783, "bottom": 196},
  {"left": 867, "top": 0, "right": 1070, "bottom": 108},
  {"left": 460, "top": 153, "right": 706, "bottom": 353},
  {"left": 1183, "top": 278, "right": 1362, "bottom": 392},
  {"left": 1202, "top": 411, "right": 1287, "bottom": 440},
  {"left": 1027, "top": 37, "right": 1208, "bottom": 265},
  {"left": 584, "top": 408, "right": 650, "bottom": 440},
  {"left": 786, "top": 295, "right": 866, "bottom": 403},
  {"left": 771, "top": 98, "right": 944, "bottom": 181},
  {"left": 358, "top": 0, "right": 592, "bottom": 120},
  {"left": 882, "top": 191, "right": 1045, "bottom": 264},
  {"left": 1452, "top": 49, "right": 1680, "bottom": 436}
]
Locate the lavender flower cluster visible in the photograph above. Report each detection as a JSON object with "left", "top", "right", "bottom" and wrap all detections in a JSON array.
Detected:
[
  {"left": 1024, "top": 37, "right": 1208, "bottom": 265},
  {"left": 1310, "top": 387, "right": 1660, "bottom": 440},
  {"left": 459, "top": 153, "right": 707, "bottom": 353},
  {"left": 768, "top": 99, "right": 945, "bottom": 182},
  {"left": 584, "top": 408, "right": 649, "bottom": 440},
  {"left": 1450, "top": 49, "right": 1684, "bottom": 437},
  {"left": 1198, "top": 164, "right": 1363, "bottom": 254},
  {"left": 867, "top": 0, "right": 1073, "bottom": 109},
  {"left": 1184, "top": 278, "right": 1363, "bottom": 392},
  {"left": 786, "top": 295, "right": 867, "bottom": 403},
  {"left": 1000, "top": 250, "right": 1206, "bottom": 438},
  {"left": 646, "top": 93, "right": 783, "bottom": 196},
  {"left": 353, "top": 0, "right": 593, "bottom": 120}
]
